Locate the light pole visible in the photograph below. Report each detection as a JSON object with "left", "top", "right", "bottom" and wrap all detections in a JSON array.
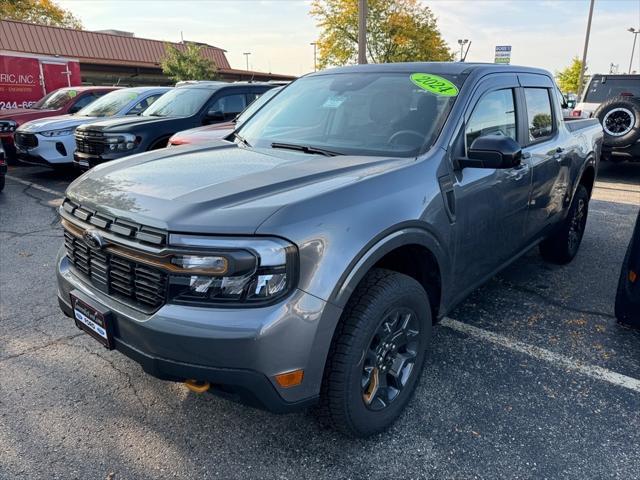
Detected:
[
  {"left": 628, "top": 27, "right": 639, "bottom": 73},
  {"left": 310, "top": 42, "right": 317, "bottom": 71},
  {"left": 358, "top": 0, "right": 367, "bottom": 64},
  {"left": 578, "top": 0, "right": 595, "bottom": 98},
  {"left": 243, "top": 52, "right": 251, "bottom": 71},
  {"left": 457, "top": 39, "right": 468, "bottom": 62}
]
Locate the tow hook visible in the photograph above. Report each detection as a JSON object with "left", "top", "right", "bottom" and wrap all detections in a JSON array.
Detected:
[{"left": 184, "top": 379, "right": 210, "bottom": 393}]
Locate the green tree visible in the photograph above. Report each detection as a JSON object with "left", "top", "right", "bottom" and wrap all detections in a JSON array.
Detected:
[
  {"left": 161, "top": 43, "right": 218, "bottom": 82},
  {"left": 310, "top": 0, "right": 453, "bottom": 69},
  {"left": 556, "top": 57, "right": 586, "bottom": 94},
  {"left": 1, "top": 0, "right": 82, "bottom": 28}
]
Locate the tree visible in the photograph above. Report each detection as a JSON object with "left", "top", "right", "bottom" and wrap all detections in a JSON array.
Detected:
[
  {"left": 556, "top": 57, "right": 586, "bottom": 94},
  {"left": 1, "top": 0, "right": 82, "bottom": 28},
  {"left": 310, "top": 0, "right": 453, "bottom": 69},
  {"left": 161, "top": 43, "right": 218, "bottom": 82}
]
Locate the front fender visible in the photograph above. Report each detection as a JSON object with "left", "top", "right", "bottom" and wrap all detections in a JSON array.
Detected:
[{"left": 329, "top": 224, "right": 451, "bottom": 312}]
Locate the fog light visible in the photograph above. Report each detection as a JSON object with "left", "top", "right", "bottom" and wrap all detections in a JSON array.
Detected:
[{"left": 274, "top": 369, "right": 304, "bottom": 388}]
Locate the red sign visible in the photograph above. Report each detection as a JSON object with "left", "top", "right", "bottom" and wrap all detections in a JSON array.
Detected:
[{"left": 0, "top": 54, "right": 81, "bottom": 110}]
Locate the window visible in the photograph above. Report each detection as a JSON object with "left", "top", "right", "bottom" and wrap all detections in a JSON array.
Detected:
[
  {"left": 583, "top": 76, "right": 640, "bottom": 103},
  {"left": 128, "top": 94, "right": 162, "bottom": 115},
  {"left": 143, "top": 88, "right": 212, "bottom": 117},
  {"left": 246, "top": 92, "right": 262, "bottom": 105},
  {"left": 69, "top": 94, "right": 99, "bottom": 113},
  {"left": 465, "top": 89, "right": 516, "bottom": 152},
  {"left": 524, "top": 88, "right": 554, "bottom": 142},
  {"left": 209, "top": 94, "right": 247, "bottom": 118},
  {"left": 238, "top": 72, "right": 461, "bottom": 157}
]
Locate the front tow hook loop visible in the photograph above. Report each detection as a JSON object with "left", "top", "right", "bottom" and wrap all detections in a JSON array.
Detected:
[{"left": 184, "top": 379, "right": 210, "bottom": 393}]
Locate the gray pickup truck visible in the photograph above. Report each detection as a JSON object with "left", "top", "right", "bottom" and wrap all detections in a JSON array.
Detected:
[{"left": 56, "top": 63, "right": 603, "bottom": 437}]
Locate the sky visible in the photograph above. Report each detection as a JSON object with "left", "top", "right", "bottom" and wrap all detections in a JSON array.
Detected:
[{"left": 56, "top": 0, "right": 640, "bottom": 77}]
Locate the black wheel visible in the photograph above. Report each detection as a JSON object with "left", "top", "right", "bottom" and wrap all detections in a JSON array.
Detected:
[
  {"left": 0, "top": 175, "right": 4, "bottom": 192},
  {"left": 614, "top": 242, "right": 639, "bottom": 326},
  {"left": 594, "top": 96, "right": 640, "bottom": 148},
  {"left": 540, "top": 184, "right": 589, "bottom": 264},
  {"left": 316, "top": 268, "right": 431, "bottom": 437}
]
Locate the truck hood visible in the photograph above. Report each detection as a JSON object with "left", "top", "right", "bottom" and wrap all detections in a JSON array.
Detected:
[
  {"left": 66, "top": 142, "right": 409, "bottom": 235},
  {"left": 77, "top": 115, "right": 180, "bottom": 133},
  {"left": 18, "top": 114, "right": 97, "bottom": 132}
]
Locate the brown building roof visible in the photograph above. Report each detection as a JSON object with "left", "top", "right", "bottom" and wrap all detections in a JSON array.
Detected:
[{"left": 0, "top": 19, "right": 231, "bottom": 70}]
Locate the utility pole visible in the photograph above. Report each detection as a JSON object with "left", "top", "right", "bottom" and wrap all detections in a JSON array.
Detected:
[
  {"left": 358, "top": 0, "right": 367, "bottom": 64},
  {"left": 310, "top": 42, "right": 317, "bottom": 71},
  {"left": 628, "top": 28, "right": 639, "bottom": 73},
  {"left": 578, "top": 0, "right": 595, "bottom": 98},
  {"left": 243, "top": 52, "right": 251, "bottom": 71}
]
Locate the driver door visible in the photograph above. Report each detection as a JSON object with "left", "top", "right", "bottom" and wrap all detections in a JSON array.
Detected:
[{"left": 449, "top": 75, "right": 533, "bottom": 290}]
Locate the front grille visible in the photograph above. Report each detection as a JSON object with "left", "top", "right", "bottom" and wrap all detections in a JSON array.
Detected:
[
  {"left": 15, "top": 132, "right": 38, "bottom": 148},
  {"left": 64, "top": 230, "right": 168, "bottom": 311},
  {"left": 75, "top": 130, "right": 104, "bottom": 155}
]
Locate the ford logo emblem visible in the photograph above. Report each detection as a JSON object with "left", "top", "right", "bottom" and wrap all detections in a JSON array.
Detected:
[{"left": 83, "top": 229, "right": 105, "bottom": 250}]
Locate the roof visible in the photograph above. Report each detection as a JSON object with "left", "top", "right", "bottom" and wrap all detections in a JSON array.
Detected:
[
  {"left": 58, "top": 86, "right": 122, "bottom": 92},
  {"left": 313, "top": 62, "right": 551, "bottom": 77},
  {"left": 0, "top": 19, "right": 230, "bottom": 70}
]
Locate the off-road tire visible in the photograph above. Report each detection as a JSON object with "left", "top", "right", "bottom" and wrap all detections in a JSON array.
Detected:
[
  {"left": 594, "top": 96, "right": 640, "bottom": 148},
  {"left": 540, "top": 184, "right": 589, "bottom": 264},
  {"left": 315, "top": 268, "right": 431, "bottom": 438}
]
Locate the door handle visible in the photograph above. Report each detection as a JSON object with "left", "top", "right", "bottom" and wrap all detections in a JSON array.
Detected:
[{"left": 553, "top": 147, "right": 565, "bottom": 161}]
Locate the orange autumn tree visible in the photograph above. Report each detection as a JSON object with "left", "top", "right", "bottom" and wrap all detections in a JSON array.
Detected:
[
  {"left": 310, "top": 0, "right": 452, "bottom": 69},
  {"left": 1, "top": 0, "right": 83, "bottom": 28}
]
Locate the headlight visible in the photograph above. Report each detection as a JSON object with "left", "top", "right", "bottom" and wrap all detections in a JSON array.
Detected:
[
  {"left": 104, "top": 133, "right": 139, "bottom": 152},
  {"left": 0, "top": 121, "right": 17, "bottom": 133},
  {"left": 166, "top": 235, "right": 298, "bottom": 306},
  {"left": 41, "top": 128, "right": 74, "bottom": 137}
]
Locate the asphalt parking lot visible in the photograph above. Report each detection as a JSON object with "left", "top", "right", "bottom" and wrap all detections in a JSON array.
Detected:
[{"left": 1, "top": 162, "right": 639, "bottom": 480}]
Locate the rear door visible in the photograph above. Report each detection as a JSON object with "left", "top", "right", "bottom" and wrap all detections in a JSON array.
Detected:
[
  {"left": 518, "top": 74, "right": 571, "bottom": 239},
  {"left": 41, "top": 62, "right": 71, "bottom": 94},
  {"left": 449, "top": 74, "right": 533, "bottom": 289}
]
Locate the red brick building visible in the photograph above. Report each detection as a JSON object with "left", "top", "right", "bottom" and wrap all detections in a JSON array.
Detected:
[{"left": 0, "top": 19, "right": 295, "bottom": 86}]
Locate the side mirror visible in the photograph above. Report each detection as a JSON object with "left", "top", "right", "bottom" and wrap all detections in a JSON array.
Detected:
[
  {"left": 459, "top": 135, "right": 522, "bottom": 169},
  {"left": 561, "top": 95, "right": 569, "bottom": 109}
]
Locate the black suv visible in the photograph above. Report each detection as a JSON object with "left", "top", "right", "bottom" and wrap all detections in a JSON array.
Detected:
[{"left": 73, "top": 82, "right": 275, "bottom": 170}]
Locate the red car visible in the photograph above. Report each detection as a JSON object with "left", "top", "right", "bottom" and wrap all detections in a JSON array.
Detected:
[
  {"left": 168, "top": 86, "right": 282, "bottom": 146},
  {"left": 0, "top": 86, "right": 119, "bottom": 160}
]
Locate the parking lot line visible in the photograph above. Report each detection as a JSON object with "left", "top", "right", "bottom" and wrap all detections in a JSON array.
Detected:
[
  {"left": 5, "top": 174, "right": 65, "bottom": 197},
  {"left": 441, "top": 317, "right": 640, "bottom": 393}
]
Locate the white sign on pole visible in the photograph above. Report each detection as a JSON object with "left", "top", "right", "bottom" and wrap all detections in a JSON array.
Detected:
[{"left": 494, "top": 45, "right": 512, "bottom": 64}]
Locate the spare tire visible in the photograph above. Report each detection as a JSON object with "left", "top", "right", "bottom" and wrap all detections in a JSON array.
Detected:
[{"left": 594, "top": 96, "right": 640, "bottom": 148}]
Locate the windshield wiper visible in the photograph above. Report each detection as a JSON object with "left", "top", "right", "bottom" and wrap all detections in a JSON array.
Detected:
[
  {"left": 235, "top": 132, "right": 252, "bottom": 148},
  {"left": 271, "top": 142, "right": 341, "bottom": 157}
]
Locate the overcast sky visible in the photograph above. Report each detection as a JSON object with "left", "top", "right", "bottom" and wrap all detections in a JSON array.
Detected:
[{"left": 57, "top": 0, "right": 640, "bottom": 76}]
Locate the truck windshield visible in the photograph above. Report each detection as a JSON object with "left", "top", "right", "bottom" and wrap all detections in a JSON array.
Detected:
[
  {"left": 32, "top": 89, "right": 77, "bottom": 110},
  {"left": 77, "top": 89, "right": 139, "bottom": 117},
  {"left": 237, "top": 72, "right": 461, "bottom": 157},
  {"left": 583, "top": 76, "right": 640, "bottom": 102},
  {"left": 235, "top": 87, "right": 282, "bottom": 126},
  {"left": 142, "top": 88, "right": 211, "bottom": 117}
]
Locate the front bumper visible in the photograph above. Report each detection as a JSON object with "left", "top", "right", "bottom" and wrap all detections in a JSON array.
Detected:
[
  {"left": 603, "top": 141, "right": 640, "bottom": 162},
  {"left": 16, "top": 134, "right": 74, "bottom": 166},
  {"left": 56, "top": 249, "right": 342, "bottom": 412}
]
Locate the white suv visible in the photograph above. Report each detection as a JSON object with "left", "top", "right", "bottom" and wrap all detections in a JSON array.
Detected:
[{"left": 15, "top": 87, "right": 170, "bottom": 168}]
